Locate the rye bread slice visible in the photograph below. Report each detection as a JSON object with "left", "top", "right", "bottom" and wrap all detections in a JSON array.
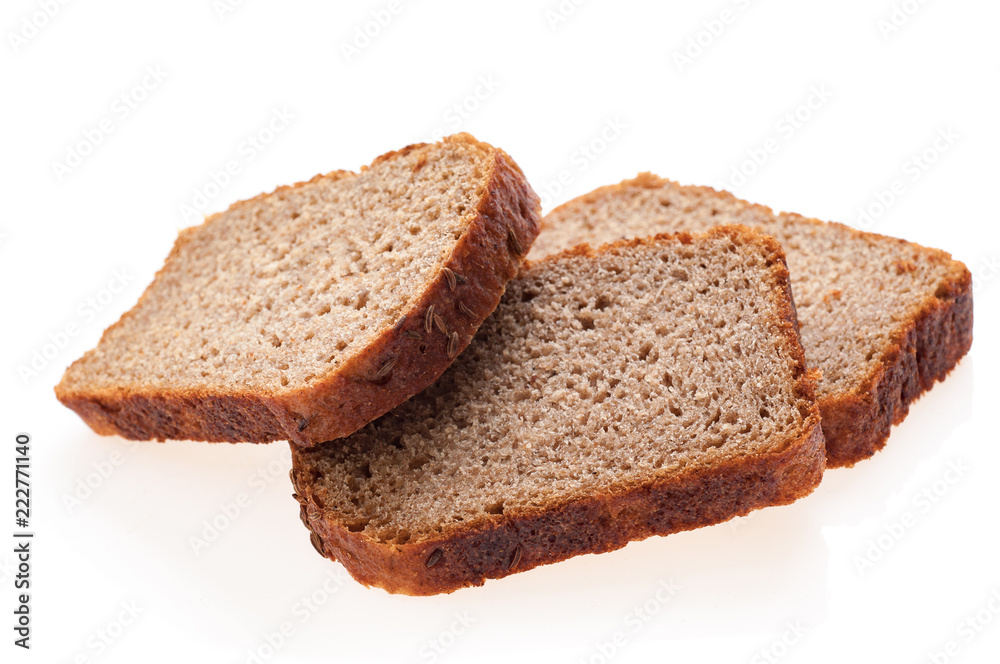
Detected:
[
  {"left": 55, "top": 134, "right": 541, "bottom": 446},
  {"left": 291, "top": 227, "right": 825, "bottom": 595},
  {"left": 530, "top": 174, "right": 972, "bottom": 467}
]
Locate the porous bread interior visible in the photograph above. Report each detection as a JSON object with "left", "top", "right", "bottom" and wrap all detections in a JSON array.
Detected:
[
  {"left": 528, "top": 175, "right": 961, "bottom": 397},
  {"left": 297, "top": 232, "right": 814, "bottom": 546},
  {"left": 60, "top": 139, "right": 493, "bottom": 394}
]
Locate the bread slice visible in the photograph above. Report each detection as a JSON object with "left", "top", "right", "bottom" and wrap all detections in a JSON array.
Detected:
[
  {"left": 530, "top": 174, "right": 972, "bottom": 467},
  {"left": 55, "top": 134, "right": 541, "bottom": 446},
  {"left": 291, "top": 227, "right": 825, "bottom": 595}
]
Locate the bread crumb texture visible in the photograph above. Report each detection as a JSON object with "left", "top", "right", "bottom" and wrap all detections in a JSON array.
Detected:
[
  {"left": 530, "top": 174, "right": 973, "bottom": 466},
  {"left": 56, "top": 134, "right": 541, "bottom": 444},
  {"left": 293, "top": 229, "right": 824, "bottom": 594}
]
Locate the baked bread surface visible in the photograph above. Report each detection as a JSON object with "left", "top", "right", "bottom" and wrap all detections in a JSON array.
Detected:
[
  {"left": 293, "top": 227, "right": 825, "bottom": 594},
  {"left": 56, "top": 134, "right": 541, "bottom": 446},
  {"left": 531, "top": 174, "right": 973, "bottom": 467}
]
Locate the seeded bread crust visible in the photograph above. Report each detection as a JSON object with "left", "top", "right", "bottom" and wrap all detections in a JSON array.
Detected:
[
  {"left": 534, "top": 175, "right": 973, "bottom": 467},
  {"left": 291, "top": 229, "right": 826, "bottom": 595},
  {"left": 55, "top": 135, "right": 541, "bottom": 446}
]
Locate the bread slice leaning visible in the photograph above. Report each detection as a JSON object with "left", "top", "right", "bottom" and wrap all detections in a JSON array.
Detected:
[
  {"left": 531, "top": 175, "right": 972, "bottom": 467},
  {"left": 56, "top": 134, "right": 541, "bottom": 446},
  {"left": 291, "top": 227, "right": 825, "bottom": 595}
]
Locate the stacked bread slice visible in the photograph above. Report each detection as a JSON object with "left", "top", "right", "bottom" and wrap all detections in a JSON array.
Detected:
[
  {"left": 56, "top": 134, "right": 541, "bottom": 446},
  {"left": 56, "top": 137, "right": 972, "bottom": 595},
  {"left": 291, "top": 228, "right": 825, "bottom": 594},
  {"left": 531, "top": 174, "right": 973, "bottom": 467}
]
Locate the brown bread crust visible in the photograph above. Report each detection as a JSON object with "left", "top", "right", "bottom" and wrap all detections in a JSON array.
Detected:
[
  {"left": 295, "top": 428, "right": 823, "bottom": 595},
  {"left": 540, "top": 175, "right": 973, "bottom": 467},
  {"left": 817, "top": 252, "right": 972, "bottom": 467},
  {"left": 291, "top": 228, "right": 826, "bottom": 595},
  {"left": 55, "top": 135, "right": 541, "bottom": 446}
]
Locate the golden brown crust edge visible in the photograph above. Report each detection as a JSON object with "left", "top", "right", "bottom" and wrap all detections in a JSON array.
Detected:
[
  {"left": 295, "top": 430, "right": 823, "bottom": 595},
  {"left": 292, "top": 228, "right": 826, "bottom": 595},
  {"left": 818, "top": 259, "right": 972, "bottom": 467},
  {"left": 544, "top": 174, "right": 974, "bottom": 468},
  {"left": 55, "top": 136, "right": 541, "bottom": 446}
]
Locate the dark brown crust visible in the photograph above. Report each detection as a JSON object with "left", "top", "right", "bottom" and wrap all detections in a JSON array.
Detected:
[
  {"left": 55, "top": 134, "right": 541, "bottom": 446},
  {"left": 542, "top": 173, "right": 974, "bottom": 468},
  {"left": 292, "top": 228, "right": 826, "bottom": 595}
]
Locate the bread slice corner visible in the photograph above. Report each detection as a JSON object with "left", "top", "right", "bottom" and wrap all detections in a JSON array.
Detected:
[{"left": 55, "top": 133, "right": 541, "bottom": 446}]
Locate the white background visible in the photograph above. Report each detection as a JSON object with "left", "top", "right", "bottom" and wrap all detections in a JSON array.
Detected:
[{"left": 2, "top": 1, "right": 999, "bottom": 662}]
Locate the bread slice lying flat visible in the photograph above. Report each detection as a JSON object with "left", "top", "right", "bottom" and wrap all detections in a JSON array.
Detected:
[
  {"left": 531, "top": 175, "right": 972, "bottom": 467},
  {"left": 56, "top": 134, "right": 541, "bottom": 446},
  {"left": 291, "top": 227, "right": 825, "bottom": 595}
]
